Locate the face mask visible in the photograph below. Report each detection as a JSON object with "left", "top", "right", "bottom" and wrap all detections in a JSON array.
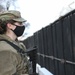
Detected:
[{"left": 12, "top": 25, "right": 25, "bottom": 37}]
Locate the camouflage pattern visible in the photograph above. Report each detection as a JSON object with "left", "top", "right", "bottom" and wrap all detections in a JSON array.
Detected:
[
  {"left": 0, "top": 10, "right": 26, "bottom": 22},
  {"left": 0, "top": 34, "right": 29, "bottom": 75}
]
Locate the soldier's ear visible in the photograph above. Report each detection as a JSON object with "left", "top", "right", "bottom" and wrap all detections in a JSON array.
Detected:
[
  {"left": 7, "top": 23, "right": 16, "bottom": 30},
  {"left": 7, "top": 23, "right": 12, "bottom": 29}
]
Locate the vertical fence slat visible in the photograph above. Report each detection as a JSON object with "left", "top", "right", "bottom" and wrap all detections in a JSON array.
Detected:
[
  {"left": 52, "top": 23, "right": 59, "bottom": 75},
  {"left": 70, "top": 13, "right": 75, "bottom": 75},
  {"left": 62, "top": 16, "right": 74, "bottom": 75},
  {"left": 71, "top": 13, "right": 75, "bottom": 62},
  {"left": 46, "top": 25, "right": 55, "bottom": 74},
  {"left": 56, "top": 21, "right": 65, "bottom": 75},
  {"left": 38, "top": 30, "right": 45, "bottom": 67},
  {"left": 43, "top": 27, "right": 49, "bottom": 70}
]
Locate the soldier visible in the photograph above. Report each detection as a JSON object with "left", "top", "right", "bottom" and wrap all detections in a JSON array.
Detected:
[{"left": 0, "top": 10, "right": 29, "bottom": 75}]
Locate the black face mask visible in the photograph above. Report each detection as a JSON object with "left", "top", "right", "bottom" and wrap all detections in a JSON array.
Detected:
[{"left": 12, "top": 25, "right": 25, "bottom": 37}]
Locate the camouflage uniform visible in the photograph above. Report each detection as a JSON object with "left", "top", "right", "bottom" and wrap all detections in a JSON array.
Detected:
[{"left": 0, "top": 34, "right": 29, "bottom": 75}]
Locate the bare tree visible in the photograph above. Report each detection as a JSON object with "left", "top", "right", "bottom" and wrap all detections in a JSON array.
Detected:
[
  {"left": 6, "top": 0, "right": 18, "bottom": 10},
  {"left": 0, "top": 5, "right": 5, "bottom": 12},
  {"left": 0, "top": 0, "right": 17, "bottom": 11}
]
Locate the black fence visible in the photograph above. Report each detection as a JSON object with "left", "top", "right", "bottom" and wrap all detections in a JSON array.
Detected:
[{"left": 23, "top": 10, "right": 75, "bottom": 75}]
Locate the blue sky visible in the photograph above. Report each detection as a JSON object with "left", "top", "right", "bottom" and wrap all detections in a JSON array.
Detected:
[{"left": 10, "top": 0, "right": 75, "bottom": 40}]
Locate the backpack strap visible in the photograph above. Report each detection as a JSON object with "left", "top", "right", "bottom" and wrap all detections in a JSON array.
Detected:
[{"left": 0, "top": 39, "right": 27, "bottom": 54}]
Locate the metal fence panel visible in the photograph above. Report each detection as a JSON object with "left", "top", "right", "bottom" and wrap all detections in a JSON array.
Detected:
[{"left": 23, "top": 10, "right": 75, "bottom": 75}]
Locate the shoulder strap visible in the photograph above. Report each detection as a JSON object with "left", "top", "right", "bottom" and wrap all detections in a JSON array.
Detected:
[
  {"left": 0, "top": 39, "right": 27, "bottom": 54},
  {"left": 0, "top": 39, "right": 37, "bottom": 53}
]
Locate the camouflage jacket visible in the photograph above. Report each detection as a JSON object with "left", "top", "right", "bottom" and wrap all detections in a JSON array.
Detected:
[{"left": 0, "top": 34, "right": 29, "bottom": 75}]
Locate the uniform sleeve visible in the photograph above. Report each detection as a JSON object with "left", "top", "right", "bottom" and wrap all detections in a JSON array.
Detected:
[{"left": 0, "top": 51, "right": 18, "bottom": 75}]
